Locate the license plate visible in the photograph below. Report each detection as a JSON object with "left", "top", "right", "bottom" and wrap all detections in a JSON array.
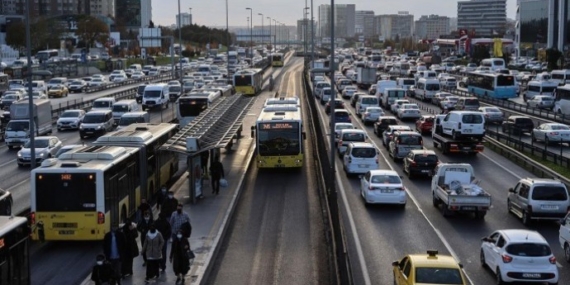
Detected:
[
  {"left": 421, "top": 170, "right": 430, "bottom": 173},
  {"left": 463, "top": 129, "right": 472, "bottom": 133},
  {"left": 86, "top": 132, "right": 93, "bottom": 134},
  {"left": 522, "top": 273, "right": 541, "bottom": 279},
  {"left": 358, "top": 164, "right": 369, "bottom": 168},
  {"left": 462, "top": 206, "right": 476, "bottom": 211},
  {"left": 59, "top": 230, "right": 74, "bottom": 235},
  {"left": 275, "top": 164, "right": 285, "bottom": 167},
  {"left": 380, "top": 189, "right": 394, "bottom": 193},
  {"left": 541, "top": 205, "right": 559, "bottom": 210}
]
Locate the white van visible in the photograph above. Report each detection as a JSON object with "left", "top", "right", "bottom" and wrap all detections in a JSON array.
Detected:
[
  {"left": 381, "top": 88, "right": 407, "bottom": 109},
  {"left": 26, "top": 80, "right": 47, "bottom": 93},
  {"left": 342, "top": 142, "right": 379, "bottom": 175},
  {"left": 117, "top": 111, "right": 150, "bottom": 130},
  {"left": 550, "top": 69, "right": 570, "bottom": 86},
  {"left": 142, "top": 83, "right": 170, "bottom": 110},
  {"left": 481, "top": 58, "right": 506, "bottom": 71},
  {"left": 91, "top": 97, "right": 116, "bottom": 111},
  {"left": 112, "top": 99, "right": 140, "bottom": 122},
  {"left": 129, "top": 64, "right": 142, "bottom": 72},
  {"left": 397, "top": 78, "right": 415, "bottom": 91},
  {"left": 375, "top": 80, "right": 397, "bottom": 100},
  {"left": 355, "top": 95, "right": 379, "bottom": 116},
  {"left": 523, "top": 80, "right": 558, "bottom": 101},
  {"left": 320, "top": 87, "right": 332, "bottom": 105},
  {"left": 415, "top": 78, "right": 441, "bottom": 101},
  {"left": 440, "top": 111, "right": 486, "bottom": 140}
]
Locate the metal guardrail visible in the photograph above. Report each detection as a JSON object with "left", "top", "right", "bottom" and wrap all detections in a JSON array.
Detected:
[
  {"left": 84, "top": 73, "right": 174, "bottom": 93},
  {"left": 485, "top": 135, "right": 570, "bottom": 187}
]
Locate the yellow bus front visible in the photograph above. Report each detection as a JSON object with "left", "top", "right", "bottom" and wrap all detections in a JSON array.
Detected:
[
  {"left": 257, "top": 154, "right": 303, "bottom": 168},
  {"left": 235, "top": 85, "right": 256, "bottom": 95},
  {"left": 272, "top": 61, "right": 284, "bottom": 67},
  {"left": 256, "top": 121, "right": 303, "bottom": 168}
]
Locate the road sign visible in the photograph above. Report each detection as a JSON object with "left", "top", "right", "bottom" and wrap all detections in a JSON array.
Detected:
[
  {"left": 141, "top": 48, "right": 147, "bottom": 60},
  {"left": 80, "top": 49, "right": 87, "bottom": 63}
]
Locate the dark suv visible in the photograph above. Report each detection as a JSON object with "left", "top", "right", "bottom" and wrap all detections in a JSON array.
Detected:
[
  {"left": 403, "top": 149, "right": 439, "bottom": 179},
  {"left": 374, "top": 116, "right": 398, "bottom": 136},
  {"left": 502, "top": 115, "right": 535, "bottom": 135}
]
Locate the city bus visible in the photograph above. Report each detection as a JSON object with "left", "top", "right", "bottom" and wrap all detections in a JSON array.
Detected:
[
  {"left": 35, "top": 49, "right": 59, "bottom": 62},
  {"left": 466, "top": 72, "right": 518, "bottom": 99},
  {"left": 271, "top": 53, "right": 284, "bottom": 67},
  {"left": 0, "top": 216, "right": 30, "bottom": 285},
  {"left": 30, "top": 123, "right": 179, "bottom": 241},
  {"left": 252, "top": 104, "right": 305, "bottom": 168},
  {"left": 176, "top": 90, "right": 222, "bottom": 127},
  {"left": 233, "top": 68, "right": 263, "bottom": 95},
  {"left": 554, "top": 84, "right": 570, "bottom": 116}
]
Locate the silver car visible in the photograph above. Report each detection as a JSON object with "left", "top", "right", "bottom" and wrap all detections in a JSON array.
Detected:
[
  {"left": 478, "top": 106, "right": 504, "bottom": 124},
  {"left": 17, "top": 136, "right": 63, "bottom": 166},
  {"left": 361, "top": 107, "right": 384, "bottom": 125},
  {"left": 527, "top": 95, "right": 554, "bottom": 109},
  {"left": 57, "top": 109, "right": 86, "bottom": 131},
  {"left": 531, "top": 123, "right": 570, "bottom": 144}
]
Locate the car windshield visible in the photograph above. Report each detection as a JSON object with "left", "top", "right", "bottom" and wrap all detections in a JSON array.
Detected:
[
  {"left": 144, "top": 90, "right": 161, "bottom": 98},
  {"left": 462, "top": 115, "right": 483, "bottom": 124},
  {"left": 367, "top": 108, "right": 382, "bottom": 113},
  {"left": 550, "top": 124, "right": 570, "bottom": 130},
  {"left": 361, "top": 97, "right": 378, "bottom": 104},
  {"left": 465, "top": 99, "right": 479, "bottom": 105},
  {"left": 415, "top": 154, "right": 438, "bottom": 162},
  {"left": 61, "top": 111, "right": 80, "bottom": 118},
  {"left": 4, "top": 95, "right": 18, "bottom": 100},
  {"left": 24, "top": 139, "right": 49, "bottom": 148},
  {"left": 371, "top": 175, "right": 401, "bottom": 184},
  {"left": 82, "top": 114, "right": 106, "bottom": 123},
  {"left": 112, "top": 105, "right": 129, "bottom": 112},
  {"left": 484, "top": 107, "right": 501, "bottom": 113},
  {"left": 6, "top": 121, "right": 28, "bottom": 131},
  {"left": 93, "top": 101, "right": 111, "bottom": 108},
  {"left": 531, "top": 186, "right": 568, "bottom": 201},
  {"left": 119, "top": 117, "right": 145, "bottom": 126},
  {"left": 70, "top": 81, "right": 83, "bottom": 85},
  {"left": 397, "top": 135, "right": 422, "bottom": 145},
  {"left": 415, "top": 267, "right": 463, "bottom": 284},
  {"left": 351, "top": 147, "right": 376, "bottom": 158},
  {"left": 169, "top": 86, "right": 181, "bottom": 92},
  {"left": 335, "top": 112, "right": 349, "bottom": 118},
  {"left": 342, "top": 132, "right": 365, "bottom": 141},
  {"left": 506, "top": 243, "right": 552, "bottom": 257},
  {"left": 49, "top": 79, "right": 63, "bottom": 84}
]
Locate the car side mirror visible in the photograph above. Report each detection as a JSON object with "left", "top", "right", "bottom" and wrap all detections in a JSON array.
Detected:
[
  {"left": 392, "top": 261, "right": 399, "bottom": 267},
  {"left": 508, "top": 187, "right": 515, "bottom": 193},
  {"left": 561, "top": 218, "right": 566, "bottom": 226}
]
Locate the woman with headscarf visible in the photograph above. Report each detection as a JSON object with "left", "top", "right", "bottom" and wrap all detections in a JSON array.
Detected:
[{"left": 170, "top": 230, "right": 191, "bottom": 284}]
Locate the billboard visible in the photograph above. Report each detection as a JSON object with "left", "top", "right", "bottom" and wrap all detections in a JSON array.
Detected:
[{"left": 138, "top": 28, "right": 162, "bottom": 48}]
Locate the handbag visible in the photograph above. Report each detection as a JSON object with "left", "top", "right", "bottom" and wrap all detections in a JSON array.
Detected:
[
  {"left": 220, "top": 178, "right": 228, "bottom": 187},
  {"left": 186, "top": 249, "right": 196, "bottom": 260}
]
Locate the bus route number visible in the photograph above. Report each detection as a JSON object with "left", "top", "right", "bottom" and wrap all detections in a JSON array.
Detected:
[
  {"left": 61, "top": 174, "right": 72, "bottom": 181},
  {"left": 261, "top": 123, "right": 294, "bottom": 130}
]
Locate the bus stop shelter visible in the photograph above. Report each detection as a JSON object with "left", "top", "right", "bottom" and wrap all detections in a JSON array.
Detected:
[{"left": 160, "top": 94, "right": 255, "bottom": 202}]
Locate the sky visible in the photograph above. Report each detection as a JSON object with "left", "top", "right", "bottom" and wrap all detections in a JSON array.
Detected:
[{"left": 152, "top": 0, "right": 517, "bottom": 27}]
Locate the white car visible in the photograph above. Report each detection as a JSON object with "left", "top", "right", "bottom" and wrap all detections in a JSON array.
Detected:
[
  {"left": 396, "top": 103, "right": 421, "bottom": 120},
  {"left": 359, "top": 169, "right": 406, "bottom": 207},
  {"left": 17, "top": 136, "right": 63, "bottom": 166},
  {"left": 361, "top": 107, "right": 384, "bottom": 125},
  {"left": 531, "top": 123, "right": 570, "bottom": 144},
  {"left": 440, "top": 96, "right": 459, "bottom": 110},
  {"left": 89, "top": 78, "right": 107, "bottom": 87},
  {"left": 390, "top": 99, "right": 410, "bottom": 114},
  {"left": 343, "top": 142, "right": 379, "bottom": 175},
  {"left": 481, "top": 229, "right": 558, "bottom": 284},
  {"left": 112, "top": 74, "right": 128, "bottom": 83},
  {"left": 559, "top": 212, "right": 570, "bottom": 261},
  {"left": 342, "top": 86, "right": 357, "bottom": 99},
  {"left": 57, "top": 109, "right": 86, "bottom": 131},
  {"left": 334, "top": 122, "right": 356, "bottom": 143},
  {"left": 131, "top": 71, "right": 145, "bottom": 79}
]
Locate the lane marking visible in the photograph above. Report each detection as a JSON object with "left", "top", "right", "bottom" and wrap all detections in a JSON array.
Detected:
[{"left": 0, "top": 159, "right": 17, "bottom": 168}]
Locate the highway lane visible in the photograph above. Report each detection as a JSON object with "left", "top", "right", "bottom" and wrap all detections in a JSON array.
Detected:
[
  {"left": 208, "top": 58, "right": 331, "bottom": 284},
  {"left": 310, "top": 79, "right": 570, "bottom": 284}
]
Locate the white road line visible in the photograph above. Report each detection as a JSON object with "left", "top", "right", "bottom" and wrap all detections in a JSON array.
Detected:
[
  {"left": 7, "top": 178, "right": 29, "bottom": 191},
  {"left": 0, "top": 159, "right": 16, "bottom": 168},
  {"left": 479, "top": 152, "right": 522, "bottom": 179}
]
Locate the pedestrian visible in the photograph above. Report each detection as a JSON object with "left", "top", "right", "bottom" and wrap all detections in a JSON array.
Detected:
[
  {"left": 209, "top": 156, "right": 225, "bottom": 195},
  {"left": 170, "top": 230, "right": 191, "bottom": 284},
  {"left": 137, "top": 210, "right": 154, "bottom": 266},
  {"left": 170, "top": 203, "right": 191, "bottom": 240},
  {"left": 121, "top": 219, "right": 139, "bottom": 277},
  {"left": 103, "top": 225, "right": 127, "bottom": 285},
  {"left": 91, "top": 254, "right": 117, "bottom": 285},
  {"left": 136, "top": 198, "right": 151, "bottom": 223},
  {"left": 156, "top": 186, "right": 168, "bottom": 211},
  {"left": 161, "top": 190, "right": 178, "bottom": 222},
  {"left": 201, "top": 151, "right": 209, "bottom": 175},
  {"left": 154, "top": 212, "right": 172, "bottom": 272},
  {"left": 142, "top": 224, "right": 165, "bottom": 282}
]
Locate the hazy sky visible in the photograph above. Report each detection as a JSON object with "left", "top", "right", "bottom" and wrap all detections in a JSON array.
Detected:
[{"left": 152, "top": 0, "right": 517, "bottom": 27}]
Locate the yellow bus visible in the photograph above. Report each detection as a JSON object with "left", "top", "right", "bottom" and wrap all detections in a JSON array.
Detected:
[
  {"left": 233, "top": 68, "right": 263, "bottom": 95},
  {"left": 30, "top": 123, "right": 179, "bottom": 241},
  {"left": 253, "top": 105, "right": 305, "bottom": 168},
  {"left": 271, "top": 53, "right": 284, "bottom": 67}
]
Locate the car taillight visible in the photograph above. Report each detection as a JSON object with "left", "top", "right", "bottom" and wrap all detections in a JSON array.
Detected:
[
  {"left": 410, "top": 161, "right": 417, "bottom": 167},
  {"left": 502, "top": 254, "right": 513, "bottom": 263},
  {"left": 375, "top": 158, "right": 378, "bottom": 164},
  {"left": 30, "top": 212, "right": 35, "bottom": 224},
  {"left": 549, "top": 256, "right": 557, "bottom": 264},
  {"left": 97, "top": 212, "right": 105, "bottom": 224},
  {"left": 369, "top": 185, "right": 378, "bottom": 190},
  {"left": 338, "top": 140, "right": 342, "bottom": 147}
]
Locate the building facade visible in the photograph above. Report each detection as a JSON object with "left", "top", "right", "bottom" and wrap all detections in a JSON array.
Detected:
[
  {"left": 297, "top": 19, "right": 316, "bottom": 41},
  {"left": 318, "top": 4, "right": 331, "bottom": 38},
  {"left": 318, "top": 4, "right": 355, "bottom": 39},
  {"left": 89, "top": 0, "right": 114, "bottom": 17},
  {"left": 1, "top": 0, "right": 90, "bottom": 17},
  {"left": 457, "top": 0, "right": 507, "bottom": 37},
  {"left": 414, "top": 15, "right": 451, "bottom": 40},
  {"left": 355, "top": 10, "right": 375, "bottom": 36},
  {"left": 176, "top": 12, "right": 192, "bottom": 27},
  {"left": 374, "top": 12, "right": 414, "bottom": 40}
]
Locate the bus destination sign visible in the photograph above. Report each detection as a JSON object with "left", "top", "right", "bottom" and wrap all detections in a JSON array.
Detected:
[{"left": 260, "top": 122, "right": 297, "bottom": 130}]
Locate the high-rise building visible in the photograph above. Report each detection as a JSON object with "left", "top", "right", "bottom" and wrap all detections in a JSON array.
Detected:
[
  {"left": 0, "top": 0, "right": 90, "bottom": 17},
  {"left": 355, "top": 10, "right": 374, "bottom": 36},
  {"left": 140, "top": 0, "right": 152, "bottom": 28},
  {"left": 176, "top": 13, "right": 192, "bottom": 27},
  {"left": 457, "top": 0, "right": 507, "bottom": 37},
  {"left": 297, "top": 19, "right": 315, "bottom": 41},
  {"left": 90, "top": 0, "right": 115, "bottom": 17},
  {"left": 115, "top": 0, "right": 153, "bottom": 30},
  {"left": 317, "top": 4, "right": 355, "bottom": 38},
  {"left": 415, "top": 15, "right": 451, "bottom": 40},
  {"left": 449, "top": 17, "right": 458, "bottom": 31},
  {"left": 374, "top": 12, "right": 414, "bottom": 40}
]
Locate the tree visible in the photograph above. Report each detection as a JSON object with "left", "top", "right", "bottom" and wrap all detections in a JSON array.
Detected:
[
  {"left": 76, "top": 16, "right": 109, "bottom": 49},
  {"left": 5, "top": 22, "right": 26, "bottom": 51},
  {"left": 471, "top": 45, "right": 490, "bottom": 64},
  {"left": 546, "top": 48, "right": 563, "bottom": 70}
]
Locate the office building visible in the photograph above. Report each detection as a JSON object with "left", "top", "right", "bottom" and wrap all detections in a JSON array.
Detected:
[
  {"left": 176, "top": 13, "right": 192, "bottom": 27},
  {"left": 0, "top": 0, "right": 90, "bottom": 17},
  {"left": 90, "top": 0, "right": 115, "bottom": 17},
  {"left": 115, "top": 0, "right": 153, "bottom": 29},
  {"left": 374, "top": 12, "right": 414, "bottom": 40},
  {"left": 317, "top": 4, "right": 355, "bottom": 38},
  {"left": 449, "top": 17, "right": 458, "bottom": 31},
  {"left": 457, "top": 0, "right": 507, "bottom": 37},
  {"left": 297, "top": 19, "right": 315, "bottom": 41},
  {"left": 355, "top": 10, "right": 375, "bottom": 36},
  {"left": 415, "top": 15, "right": 451, "bottom": 40}
]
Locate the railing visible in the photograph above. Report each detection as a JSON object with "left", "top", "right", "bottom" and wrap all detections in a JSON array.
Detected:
[{"left": 84, "top": 73, "right": 174, "bottom": 93}]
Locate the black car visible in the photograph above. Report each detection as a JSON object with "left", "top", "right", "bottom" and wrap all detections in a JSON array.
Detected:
[
  {"left": 325, "top": 99, "right": 345, "bottom": 114},
  {"left": 403, "top": 149, "right": 439, "bottom": 179},
  {"left": 374, "top": 116, "right": 398, "bottom": 136},
  {"left": 501, "top": 115, "right": 535, "bottom": 135}
]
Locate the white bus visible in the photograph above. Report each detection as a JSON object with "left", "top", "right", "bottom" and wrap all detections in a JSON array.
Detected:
[
  {"left": 35, "top": 49, "right": 59, "bottom": 62},
  {"left": 480, "top": 58, "right": 506, "bottom": 71},
  {"left": 176, "top": 90, "right": 222, "bottom": 127},
  {"left": 554, "top": 84, "right": 570, "bottom": 115}
]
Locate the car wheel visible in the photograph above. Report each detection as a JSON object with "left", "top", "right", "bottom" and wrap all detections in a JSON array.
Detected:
[
  {"left": 565, "top": 243, "right": 570, "bottom": 263},
  {"left": 480, "top": 249, "right": 486, "bottom": 268},
  {"left": 432, "top": 194, "right": 440, "bottom": 207},
  {"left": 495, "top": 268, "right": 505, "bottom": 285}
]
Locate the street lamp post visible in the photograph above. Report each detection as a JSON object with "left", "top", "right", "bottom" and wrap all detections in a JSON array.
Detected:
[
  {"left": 304, "top": 7, "right": 309, "bottom": 58},
  {"left": 246, "top": 8, "right": 253, "bottom": 59},
  {"left": 273, "top": 19, "right": 277, "bottom": 51},
  {"left": 311, "top": 0, "right": 315, "bottom": 65},
  {"left": 258, "top": 13, "right": 264, "bottom": 46},
  {"left": 225, "top": 1, "right": 229, "bottom": 81},
  {"left": 25, "top": 0, "right": 36, "bottom": 168},
  {"left": 267, "top": 16, "right": 272, "bottom": 50},
  {"left": 177, "top": 0, "right": 183, "bottom": 81}
]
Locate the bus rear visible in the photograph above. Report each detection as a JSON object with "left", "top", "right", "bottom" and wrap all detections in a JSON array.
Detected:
[
  {"left": 271, "top": 53, "right": 284, "bottom": 67},
  {"left": 31, "top": 170, "right": 104, "bottom": 241},
  {"left": 177, "top": 96, "right": 208, "bottom": 127},
  {"left": 493, "top": 74, "right": 518, "bottom": 99}
]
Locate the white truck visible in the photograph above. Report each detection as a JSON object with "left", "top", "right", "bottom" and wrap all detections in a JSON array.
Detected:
[
  {"left": 356, "top": 67, "right": 377, "bottom": 90},
  {"left": 431, "top": 163, "right": 492, "bottom": 219},
  {"left": 5, "top": 99, "right": 53, "bottom": 149}
]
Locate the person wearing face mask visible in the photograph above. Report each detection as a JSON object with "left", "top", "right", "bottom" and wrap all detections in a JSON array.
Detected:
[
  {"left": 103, "top": 226, "right": 127, "bottom": 284},
  {"left": 91, "top": 254, "right": 116, "bottom": 285},
  {"left": 137, "top": 210, "right": 154, "bottom": 266},
  {"left": 153, "top": 212, "right": 172, "bottom": 272},
  {"left": 142, "top": 224, "right": 165, "bottom": 282},
  {"left": 121, "top": 219, "right": 139, "bottom": 277},
  {"left": 160, "top": 190, "right": 178, "bottom": 223},
  {"left": 170, "top": 203, "right": 191, "bottom": 240},
  {"left": 156, "top": 187, "right": 168, "bottom": 211},
  {"left": 136, "top": 198, "right": 151, "bottom": 223},
  {"left": 170, "top": 230, "right": 191, "bottom": 283}
]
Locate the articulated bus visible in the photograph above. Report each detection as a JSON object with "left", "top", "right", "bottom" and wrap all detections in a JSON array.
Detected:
[
  {"left": 554, "top": 84, "right": 570, "bottom": 116},
  {"left": 233, "top": 68, "right": 263, "bottom": 95},
  {"left": 271, "top": 53, "right": 284, "bottom": 67},
  {"left": 253, "top": 104, "right": 305, "bottom": 168},
  {"left": 30, "top": 123, "right": 179, "bottom": 241},
  {"left": 176, "top": 90, "right": 222, "bottom": 127},
  {"left": 466, "top": 72, "right": 518, "bottom": 99},
  {"left": 0, "top": 216, "right": 30, "bottom": 285}
]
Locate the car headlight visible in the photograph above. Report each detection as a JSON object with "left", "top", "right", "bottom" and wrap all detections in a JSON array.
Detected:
[
  {"left": 17, "top": 152, "right": 22, "bottom": 157},
  {"left": 38, "top": 152, "right": 45, "bottom": 157},
  {"left": 96, "top": 125, "right": 102, "bottom": 129},
  {"left": 79, "top": 125, "right": 84, "bottom": 130}
]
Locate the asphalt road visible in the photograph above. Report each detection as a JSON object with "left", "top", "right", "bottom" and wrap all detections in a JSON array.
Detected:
[
  {"left": 312, "top": 79, "right": 570, "bottom": 285},
  {"left": 207, "top": 59, "right": 331, "bottom": 284}
]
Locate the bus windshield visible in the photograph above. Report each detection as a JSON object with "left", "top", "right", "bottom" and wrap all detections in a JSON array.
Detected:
[
  {"left": 35, "top": 173, "right": 96, "bottom": 211},
  {"left": 179, "top": 98, "right": 207, "bottom": 117},
  {"left": 258, "top": 122, "right": 301, "bottom": 156},
  {"left": 497, "top": 76, "right": 515, "bottom": 86},
  {"left": 234, "top": 75, "right": 252, "bottom": 86}
]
